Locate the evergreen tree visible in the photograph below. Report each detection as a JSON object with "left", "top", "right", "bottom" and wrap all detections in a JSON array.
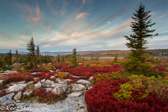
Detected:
[
  {"left": 124, "top": 3, "right": 158, "bottom": 74},
  {"left": 57, "top": 55, "right": 60, "bottom": 62},
  {"left": 61, "top": 56, "right": 65, "bottom": 62},
  {"left": 36, "top": 45, "right": 40, "bottom": 58},
  {"left": 15, "top": 50, "right": 19, "bottom": 63},
  {"left": 71, "top": 48, "right": 78, "bottom": 67},
  {"left": 0, "top": 56, "right": 3, "bottom": 68},
  {"left": 4, "top": 50, "right": 12, "bottom": 66},
  {"left": 114, "top": 53, "right": 118, "bottom": 63},
  {"left": 36, "top": 45, "right": 40, "bottom": 64},
  {"left": 27, "top": 37, "right": 36, "bottom": 68}
]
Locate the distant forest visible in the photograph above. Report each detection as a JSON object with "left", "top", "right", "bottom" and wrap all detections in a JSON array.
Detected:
[{"left": 80, "top": 49, "right": 168, "bottom": 57}]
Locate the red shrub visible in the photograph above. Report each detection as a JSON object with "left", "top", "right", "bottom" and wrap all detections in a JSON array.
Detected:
[
  {"left": 5, "top": 73, "right": 34, "bottom": 83},
  {"left": 34, "top": 88, "right": 47, "bottom": 97},
  {"left": 24, "top": 69, "right": 49, "bottom": 73},
  {"left": 85, "top": 78, "right": 168, "bottom": 112},
  {"left": 34, "top": 72, "right": 58, "bottom": 80},
  {"left": 62, "top": 64, "right": 123, "bottom": 79}
]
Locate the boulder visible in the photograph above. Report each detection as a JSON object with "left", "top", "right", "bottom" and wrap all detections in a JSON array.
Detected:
[
  {"left": 23, "top": 91, "right": 33, "bottom": 97},
  {"left": 50, "top": 76, "right": 56, "bottom": 80},
  {"left": 69, "top": 91, "right": 83, "bottom": 97},
  {"left": 50, "top": 83, "right": 66, "bottom": 88},
  {"left": 71, "top": 84, "right": 86, "bottom": 92},
  {"left": 0, "top": 93, "right": 15, "bottom": 105},
  {"left": 35, "top": 82, "right": 41, "bottom": 90},
  {"left": 0, "top": 80, "right": 3, "bottom": 84},
  {"left": 45, "top": 79, "right": 54, "bottom": 85},
  {"left": 14, "top": 91, "right": 22, "bottom": 101},
  {"left": 89, "top": 76, "right": 93, "bottom": 81},
  {"left": 6, "top": 84, "right": 27, "bottom": 93},
  {"left": 49, "top": 70, "right": 54, "bottom": 72},
  {"left": 56, "top": 78, "right": 67, "bottom": 84},
  {"left": 56, "top": 69, "right": 60, "bottom": 72},
  {"left": 51, "top": 85, "right": 67, "bottom": 96},
  {"left": 27, "top": 81, "right": 34, "bottom": 85},
  {"left": 46, "top": 88, "right": 52, "bottom": 92},
  {"left": 31, "top": 72, "right": 37, "bottom": 75},
  {"left": 77, "top": 79, "right": 91, "bottom": 86},
  {"left": 65, "top": 79, "right": 72, "bottom": 82},
  {"left": 40, "top": 79, "right": 46, "bottom": 83},
  {"left": 17, "top": 81, "right": 26, "bottom": 84}
]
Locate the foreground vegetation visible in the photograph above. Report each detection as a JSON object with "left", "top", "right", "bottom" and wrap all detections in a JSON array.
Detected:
[{"left": 0, "top": 2, "right": 168, "bottom": 112}]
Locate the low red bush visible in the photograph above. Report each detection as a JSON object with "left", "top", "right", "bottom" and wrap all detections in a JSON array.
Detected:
[
  {"left": 5, "top": 73, "right": 34, "bottom": 83},
  {"left": 85, "top": 78, "right": 168, "bottom": 112}
]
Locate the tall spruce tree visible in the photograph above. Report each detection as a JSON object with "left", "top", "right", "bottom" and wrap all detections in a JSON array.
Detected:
[
  {"left": 15, "top": 50, "right": 19, "bottom": 63},
  {"left": 71, "top": 48, "right": 78, "bottom": 67},
  {"left": 27, "top": 37, "right": 36, "bottom": 68},
  {"left": 124, "top": 3, "right": 158, "bottom": 74},
  {"left": 36, "top": 45, "right": 40, "bottom": 58}
]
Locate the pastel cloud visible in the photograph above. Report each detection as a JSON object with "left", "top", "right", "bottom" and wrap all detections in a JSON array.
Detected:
[
  {"left": 27, "top": 4, "right": 40, "bottom": 25},
  {"left": 0, "top": 31, "right": 11, "bottom": 39},
  {"left": 155, "top": 12, "right": 168, "bottom": 20},
  {"left": 76, "top": 13, "right": 89, "bottom": 20}
]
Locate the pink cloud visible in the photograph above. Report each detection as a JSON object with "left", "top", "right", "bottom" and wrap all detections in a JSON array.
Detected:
[
  {"left": 76, "top": 13, "right": 89, "bottom": 20},
  {"left": 27, "top": 4, "right": 40, "bottom": 25},
  {"left": 0, "top": 31, "right": 10, "bottom": 38}
]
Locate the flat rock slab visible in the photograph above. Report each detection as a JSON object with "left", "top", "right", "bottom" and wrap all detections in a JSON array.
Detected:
[
  {"left": 69, "top": 91, "right": 83, "bottom": 97},
  {"left": 71, "top": 84, "right": 86, "bottom": 92},
  {"left": 0, "top": 93, "right": 15, "bottom": 105},
  {"left": 6, "top": 84, "right": 27, "bottom": 93},
  {"left": 14, "top": 95, "right": 87, "bottom": 112}
]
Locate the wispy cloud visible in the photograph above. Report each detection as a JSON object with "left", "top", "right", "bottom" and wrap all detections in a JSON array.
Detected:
[
  {"left": 155, "top": 12, "right": 168, "bottom": 20},
  {"left": 27, "top": 4, "right": 40, "bottom": 25},
  {"left": 0, "top": 31, "right": 11, "bottom": 38},
  {"left": 76, "top": 13, "right": 89, "bottom": 20},
  {"left": 82, "top": 0, "right": 86, "bottom": 5}
]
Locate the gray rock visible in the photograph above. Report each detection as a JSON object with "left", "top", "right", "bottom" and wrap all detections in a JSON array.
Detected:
[
  {"left": 17, "top": 81, "right": 26, "bottom": 84},
  {"left": 56, "top": 78, "right": 67, "bottom": 84},
  {"left": 56, "top": 69, "right": 60, "bottom": 72},
  {"left": 45, "top": 79, "right": 54, "bottom": 85},
  {"left": 46, "top": 88, "right": 52, "bottom": 92},
  {"left": 69, "top": 91, "right": 83, "bottom": 97},
  {"left": 6, "top": 84, "right": 27, "bottom": 93},
  {"left": 41, "top": 79, "right": 46, "bottom": 83},
  {"left": 89, "top": 76, "right": 93, "bottom": 81},
  {"left": 0, "top": 80, "right": 3, "bottom": 84},
  {"left": 27, "top": 81, "right": 34, "bottom": 85},
  {"left": 35, "top": 82, "right": 41, "bottom": 90},
  {"left": 51, "top": 84, "right": 67, "bottom": 96},
  {"left": 71, "top": 84, "right": 86, "bottom": 92},
  {"left": 49, "top": 70, "right": 54, "bottom": 72},
  {"left": 14, "top": 91, "right": 22, "bottom": 101},
  {"left": 0, "top": 93, "right": 15, "bottom": 105},
  {"left": 4, "top": 70, "right": 17, "bottom": 74},
  {"left": 31, "top": 72, "right": 37, "bottom": 75},
  {"left": 77, "top": 79, "right": 91, "bottom": 87},
  {"left": 65, "top": 79, "right": 72, "bottom": 82},
  {"left": 50, "top": 76, "right": 56, "bottom": 80},
  {"left": 23, "top": 91, "right": 33, "bottom": 97}
]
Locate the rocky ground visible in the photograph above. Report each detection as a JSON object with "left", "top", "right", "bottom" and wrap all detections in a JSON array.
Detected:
[{"left": 0, "top": 70, "right": 93, "bottom": 112}]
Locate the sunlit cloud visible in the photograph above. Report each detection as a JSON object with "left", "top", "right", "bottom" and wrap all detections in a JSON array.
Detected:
[
  {"left": 0, "top": 31, "right": 11, "bottom": 39},
  {"left": 27, "top": 4, "right": 40, "bottom": 25},
  {"left": 155, "top": 11, "right": 168, "bottom": 20},
  {"left": 76, "top": 13, "right": 89, "bottom": 20}
]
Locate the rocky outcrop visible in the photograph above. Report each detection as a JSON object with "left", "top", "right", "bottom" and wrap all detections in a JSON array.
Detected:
[
  {"left": 0, "top": 93, "right": 15, "bottom": 105},
  {"left": 14, "top": 91, "right": 22, "bottom": 101},
  {"left": 35, "top": 82, "right": 41, "bottom": 90},
  {"left": 6, "top": 84, "right": 27, "bottom": 93},
  {"left": 71, "top": 84, "right": 86, "bottom": 92}
]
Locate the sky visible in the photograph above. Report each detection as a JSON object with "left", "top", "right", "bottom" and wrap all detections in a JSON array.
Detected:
[{"left": 0, "top": 0, "right": 168, "bottom": 53}]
